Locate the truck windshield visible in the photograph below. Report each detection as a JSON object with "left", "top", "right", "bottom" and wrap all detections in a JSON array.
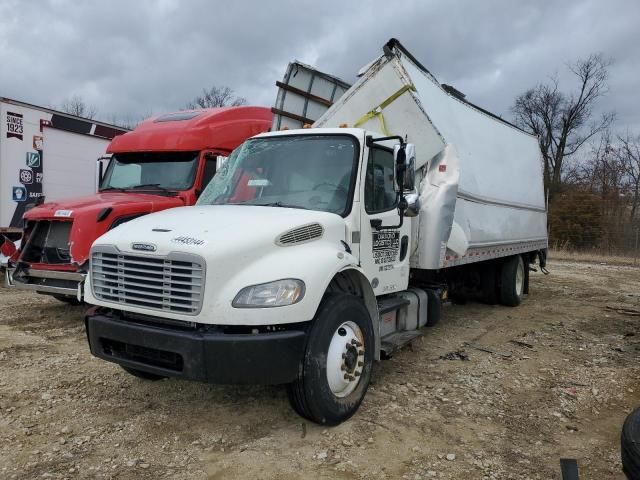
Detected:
[
  {"left": 100, "top": 152, "right": 199, "bottom": 191},
  {"left": 196, "top": 135, "right": 358, "bottom": 216}
]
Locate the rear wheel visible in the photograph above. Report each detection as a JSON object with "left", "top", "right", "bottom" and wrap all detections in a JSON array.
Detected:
[
  {"left": 480, "top": 263, "right": 499, "bottom": 305},
  {"left": 121, "top": 366, "right": 166, "bottom": 381},
  {"left": 286, "top": 293, "right": 374, "bottom": 425},
  {"left": 499, "top": 255, "right": 525, "bottom": 307}
]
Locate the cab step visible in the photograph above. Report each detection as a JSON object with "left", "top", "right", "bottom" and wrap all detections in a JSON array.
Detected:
[{"left": 380, "top": 330, "right": 422, "bottom": 357}]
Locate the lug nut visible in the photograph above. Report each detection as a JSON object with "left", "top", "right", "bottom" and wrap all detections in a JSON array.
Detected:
[
  {"left": 358, "top": 361, "right": 364, "bottom": 367},
  {"left": 358, "top": 350, "right": 365, "bottom": 355},
  {"left": 354, "top": 371, "right": 361, "bottom": 377}
]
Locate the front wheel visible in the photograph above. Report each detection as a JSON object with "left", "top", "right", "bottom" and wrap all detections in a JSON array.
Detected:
[{"left": 286, "top": 293, "right": 374, "bottom": 425}]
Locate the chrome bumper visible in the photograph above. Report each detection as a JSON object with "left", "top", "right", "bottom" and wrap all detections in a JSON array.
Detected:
[{"left": 6, "top": 267, "right": 85, "bottom": 300}]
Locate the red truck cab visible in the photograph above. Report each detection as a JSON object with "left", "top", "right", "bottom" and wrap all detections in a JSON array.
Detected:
[{"left": 6, "top": 107, "right": 271, "bottom": 302}]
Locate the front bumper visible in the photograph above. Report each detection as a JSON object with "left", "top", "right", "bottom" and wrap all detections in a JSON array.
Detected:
[
  {"left": 85, "top": 312, "right": 308, "bottom": 385},
  {"left": 6, "top": 267, "right": 85, "bottom": 299}
]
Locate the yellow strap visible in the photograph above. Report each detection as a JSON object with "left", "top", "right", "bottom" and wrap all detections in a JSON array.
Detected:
[{"left": 353, "top": 84, "right": 416, "bottom": 136}]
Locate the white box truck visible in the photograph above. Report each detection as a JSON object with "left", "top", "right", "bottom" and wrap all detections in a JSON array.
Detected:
[
  {"left": 0, "top": 98, "right": 126, "bottom": 245},
  {"left": 83, "top": 39, "right": 548, "bottom": 425}
]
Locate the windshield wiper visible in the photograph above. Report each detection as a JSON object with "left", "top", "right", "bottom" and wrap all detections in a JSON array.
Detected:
[
  {"left": 99, "top": 187, "right": 126, "bottom": 192},
  {"left": 128, "top": 183, "right": 174, "bottom": 193},
  {"left": 253, "top": 201, "right": 309, "bottom": 210}
]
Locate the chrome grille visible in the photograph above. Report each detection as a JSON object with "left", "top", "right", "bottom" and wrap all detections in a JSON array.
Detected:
[
  {"left": 276, "top": 223, "right": 324, "bottom": 246},
  {"left": 91, "top": 248, "right": 204, "bottom": 315}
]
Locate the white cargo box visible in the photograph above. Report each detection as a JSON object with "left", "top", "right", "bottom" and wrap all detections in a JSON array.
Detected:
[
  {"left": 272, "top": 61, "right": 351, "bottom": 131},
  {"left": 0, "top": 97, "right": 126, "bottom": 232},
  {"left": 315, "top": 39, "right": 547, "bottom": 270}
]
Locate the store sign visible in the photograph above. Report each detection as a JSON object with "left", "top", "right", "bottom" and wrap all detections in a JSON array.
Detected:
[
  {"left": 33, "top": 135, "right": 43, "bottom": 150},
  {"left": 6, "top": 112, "right": 23, "bottom": 140},
  {"left": 19, "top": 169, "right": 33, "bottom": 185},
  {"left": 26, "top": 152, "right": 40, "bottom": 168},
  {"left": 12, "top": 186, "right": 26, "bottom": 202}
]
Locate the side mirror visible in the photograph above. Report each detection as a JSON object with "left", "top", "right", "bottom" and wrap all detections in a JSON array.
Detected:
[
  {"left": 95, "top": 155, "right": 112, "bottom": 191},
  {"left": 404, "top": 191, "right": 420, "bottom": 217},
  {"left": 393, "top": 143, "right": 416, "bottom": 191},
  {"left": 403, "top": 144, "right": 416, "bottom": 191}
]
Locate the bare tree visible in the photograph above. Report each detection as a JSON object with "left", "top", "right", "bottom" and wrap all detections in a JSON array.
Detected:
[
  {"left": 60, "top": 95, "right": 97, "bottom": 119},
  {"left": 185, "top": 86, "right": 247, "bottom": 109},
  {"left": 617, "top": 131, "right": 640, "bottom": 222},
  {"left": 512, "top": 54, "right": 615, "bottom": 195}
]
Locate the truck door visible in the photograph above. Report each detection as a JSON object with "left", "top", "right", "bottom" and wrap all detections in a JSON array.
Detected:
[{"left": 359, "top": 146, "right": 411, "bottom": 296}]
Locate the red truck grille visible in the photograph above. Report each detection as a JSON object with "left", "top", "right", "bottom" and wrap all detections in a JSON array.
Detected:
[
  {"left": 91, "top": 248, "right": 205, "bottom": 315},
  {"left": 21, "top": 221, "right": 72, "bottom": 264}
]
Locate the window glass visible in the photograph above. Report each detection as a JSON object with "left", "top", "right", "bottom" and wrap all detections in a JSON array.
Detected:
[
  {"left": 365, "top": 148, "right": 397, "bottom": 213},
  {"left": 100, "top": 152, "right": 199, "bottom": 191},
  {"left": 201, "top": 157, "right": 218, "bottom": 188},
  {"left": 197, "top": 135, "right": 358, "bottom": 216}
]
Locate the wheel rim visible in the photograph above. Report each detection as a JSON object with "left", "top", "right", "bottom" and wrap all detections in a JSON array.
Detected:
[
  {"left": 326, "top": 321, "right": 365, "bottom": 398},
  {"left": 515, "top": 259, "right": 524, "bottom": 296}
]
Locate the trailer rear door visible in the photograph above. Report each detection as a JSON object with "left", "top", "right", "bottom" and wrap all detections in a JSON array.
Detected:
[{"left": 42, "top": 127, "right": 110, "bottom": 202}]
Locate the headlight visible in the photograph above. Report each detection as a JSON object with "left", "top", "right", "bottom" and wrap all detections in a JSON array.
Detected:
[{"left": 232, "top": 279, "right": 305, "bottom": 308}]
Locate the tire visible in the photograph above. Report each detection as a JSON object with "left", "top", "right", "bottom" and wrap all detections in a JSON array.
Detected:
[
  {"left": 622, "top": 407, "right": 640, "bottom": 480},
  {"left": 480, "top": 263, "right": 499, "bottom": 305},
  {"left": 425, "top": 288, "right": 441, "bottom": 327},
  {"left": 121, "top": 366, "right": 166, "bottom": 381},
  {"left": 499, "top": 255, "right": 525, "bottom": 307},
  {"left": 53, "top": 295, "right": 82, "bottom": 306},
  {"left": 286, "top": 293, "right": 374, "bottom": 425}
]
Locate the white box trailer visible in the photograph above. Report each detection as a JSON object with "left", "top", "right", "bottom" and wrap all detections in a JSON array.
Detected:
[
  {"left": 83, "top": 39, "right": 548, "bottom": 425},
  {"left": 315, "top": 39, "right": 547, "bottom": 269},
  {"left": 0, "top": 98, "right": 126, "bottom": 236}
]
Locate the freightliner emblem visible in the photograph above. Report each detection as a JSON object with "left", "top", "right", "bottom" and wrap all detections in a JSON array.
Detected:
[{"left": 131, "top": 242, "right": 157, "bottom": 252}]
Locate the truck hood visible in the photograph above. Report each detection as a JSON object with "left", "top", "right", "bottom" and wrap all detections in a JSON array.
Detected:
[
  {"left": 93, "top": 205, "right": 346, "bottom": 257},
  {"left": 24, "top": 192, "right": 183, "bottom": 220},
  {"left": 88, "top": 205, "right": 351, "bottom": 324},
  {"left": 23, "top": 193, "right": 185, "bottom": 266}
]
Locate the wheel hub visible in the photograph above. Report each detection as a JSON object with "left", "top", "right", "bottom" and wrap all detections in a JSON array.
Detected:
[
  {"left": 343, "top": 344, "right": 358, "bottom": 372},
  {"left": 326, "top": 321, "right": 365, "bottom": 398}
]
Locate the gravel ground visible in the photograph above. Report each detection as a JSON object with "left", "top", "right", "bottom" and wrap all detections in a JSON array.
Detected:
[{"left": 1, "top": 259, "right": 639, "bottom": 479}]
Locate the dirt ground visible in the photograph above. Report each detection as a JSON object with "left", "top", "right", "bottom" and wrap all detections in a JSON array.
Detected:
[{"left": 1, "top": 259, "right": 639, "bottom": 479}]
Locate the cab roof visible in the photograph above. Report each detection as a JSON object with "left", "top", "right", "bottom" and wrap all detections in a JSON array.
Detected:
[{"left": 107, "top": 106, "right": 272, "bottom": 154}]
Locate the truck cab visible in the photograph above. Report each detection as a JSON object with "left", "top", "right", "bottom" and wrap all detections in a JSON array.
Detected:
[
  {"left": 84, "top": 128, "right": 423, "bottom": 423},
  {"left": 6, "top": 107, "right": 271, "bottom": 301}
]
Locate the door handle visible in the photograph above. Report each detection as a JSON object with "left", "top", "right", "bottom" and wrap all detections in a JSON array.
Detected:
[{"left": 399, "top": 235, "right": 409, "bottom": 261}]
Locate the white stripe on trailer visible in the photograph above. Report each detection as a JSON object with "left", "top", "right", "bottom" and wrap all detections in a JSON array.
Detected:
[{"left": 442, "top": 239, "right": 548, "bottom": 268}]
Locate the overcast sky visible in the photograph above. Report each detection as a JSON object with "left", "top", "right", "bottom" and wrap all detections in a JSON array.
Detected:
[{"left": 1, "top": 0, "right": 638, "bottom": 138}]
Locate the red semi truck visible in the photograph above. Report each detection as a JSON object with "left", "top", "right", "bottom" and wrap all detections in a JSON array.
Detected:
[{"left": 5, "top": 106, "right": 271, "bottom": 302}]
